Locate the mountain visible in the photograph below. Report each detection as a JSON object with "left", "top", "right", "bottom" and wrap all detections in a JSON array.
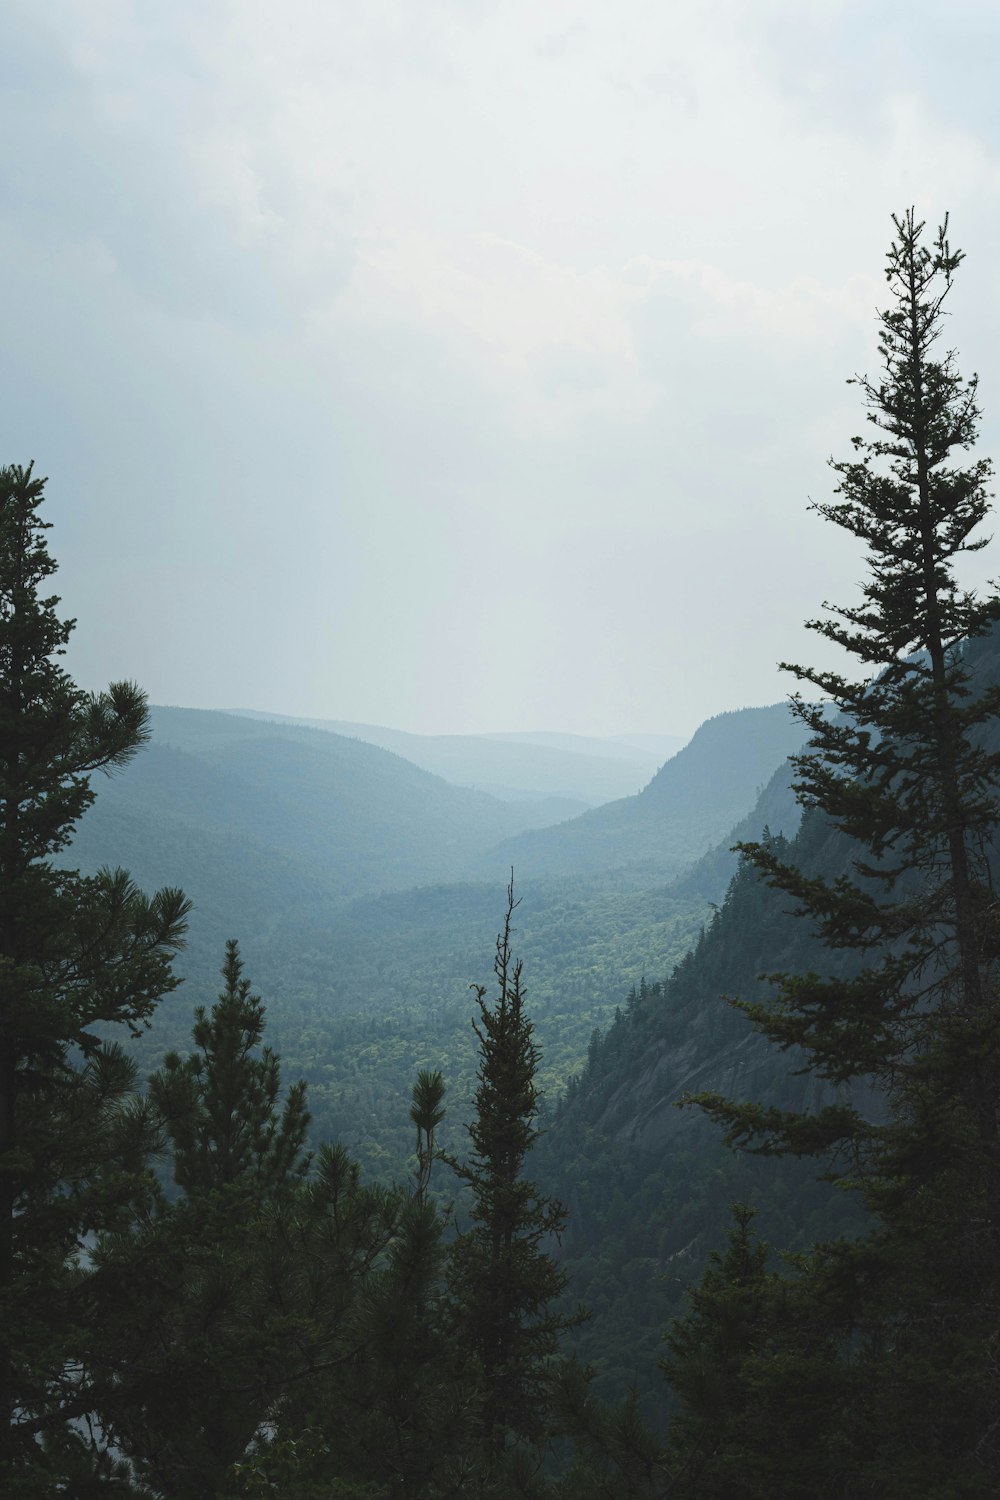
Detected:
[
  {"left": 228, "top": 711, "right": 668, "bottom": 805},
  {"left": 532, "top": 795, "right": 866, "bottom": 1405},
  {"left": 670, "top": 757, "right": 802, "bottom": 902},
  {"left": 535, "top": 625, "right": 1000, "bottom": 1407},
  {"left": 479, "top": 703, "right": 809, "bottom": 883},
  {"left": 479, "top": 729, "right": 685, "bottom": 766},
  {"left": 63, "top": 699, "right": 819, "bottom": 1193},
  {"left": 65, "top": 706, "right": 583, "bottom": 985},
  {"left": 64, "top": 696, "right": 832, "bottom": 1225},
  {"left": 610, "top": 733, "right": 688, "bottom": 759}
]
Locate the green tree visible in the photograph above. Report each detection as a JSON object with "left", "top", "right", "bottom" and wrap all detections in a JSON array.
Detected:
[
  {"left": 93, "top": 943, "right": 349, "bottom": 1498},
  {"left": 548, "top": 1359, "right": 671, "bottom": 1500},
  {"left": 232, "top": 1083, "right": 474, "bottom": 1500},
  {"left": 410, "top": 1067, "right": 446, "bottom": 1206},
  {"left": 661, "top": 1206, "right": 846, "bottom": 1500},
  {"left": 685, "top": 212, "right": 1000, "bottom": 1490},
  {"left": 151, "top": 936, "right": 311, "bottom": 1196},
  {"left": 445, "top": 877, "right": 582, "bottom": 1474},
  {"left": 0, "top": 462, "right": 189, "bottom": 1489}
]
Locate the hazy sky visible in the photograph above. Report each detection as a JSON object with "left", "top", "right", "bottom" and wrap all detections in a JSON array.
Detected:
[{"left": 5, "top": 1, "right": 1000, "bottom": 736}]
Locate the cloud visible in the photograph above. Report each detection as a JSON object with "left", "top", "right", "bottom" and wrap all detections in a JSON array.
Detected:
[
  {"left": 3, "top": 0, "right": 1000, "bottom": 734},
  {"left": 323, "top": 230, "right": 660, "bottom": 428},
  {"left": 628, "top": 256, "right": 880, "bottom": 343}
]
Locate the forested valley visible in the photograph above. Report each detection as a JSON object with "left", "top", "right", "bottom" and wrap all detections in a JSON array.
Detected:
[{"left": 4, "top": 210, "right": 1000, "bottom": 1497}]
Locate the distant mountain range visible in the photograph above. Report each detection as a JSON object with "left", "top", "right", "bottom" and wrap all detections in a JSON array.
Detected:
[
  {"left": 68, "top": 704, "right": 799, "bottom": 966},
  {"left": 65, "top": 695, "right": 812, "bottom": 1198},
  {"left": 67, "top": 706, "right": 587, "bottom": 977},
  {"left": 227, "top": 710, "right": 682, "bottom": 805}
]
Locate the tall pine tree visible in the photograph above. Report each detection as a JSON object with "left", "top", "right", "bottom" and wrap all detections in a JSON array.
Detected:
[
  {"left": 446, "top": 878, "right": 581, "bottom": 1476},
  {"left": 682, "top": 212, "right": 1000, "bottom": 1493},
  {"left": 0, "top": 462, "right": 189, "bottom": 1491},
  {"left": 150, "top": 936, "right": 311, "bottom": 1197},
  {"left": 92, "top": 942, "right": 326, "bottom": 1497}
]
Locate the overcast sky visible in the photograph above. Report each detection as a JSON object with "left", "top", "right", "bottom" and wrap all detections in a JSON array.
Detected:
[{"left": 4, "top": 1, "right": 1000, "bottom": 737}]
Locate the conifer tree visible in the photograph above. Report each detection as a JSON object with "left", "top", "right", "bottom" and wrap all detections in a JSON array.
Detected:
[
  {"left": 445, "top": 877, "right": 580, "bottom": 1472},
  {"left": 410, "top": 1067, "right": 446, "bottom": 1206},
  {"left": 230, "top": 1082, "right": 471, "bottom": 1499},
  {"left": 151, "top": 936, "right": 311, "bottom": 1196},
  {"left": 662, "top": 1205, "right": 845, "bottom": 1500},
  {"left": 684, "top": 212, "right": 1000, "bottom": 1490},
  {"left": 0, "top": 462, "right": 189, "bottom": 1490},
  {"left": 296, "top": 1071, "right": 472, "bottom": 1500},
  {"left": 93, "top": 943, "right": 323, "bottom": 1497}
]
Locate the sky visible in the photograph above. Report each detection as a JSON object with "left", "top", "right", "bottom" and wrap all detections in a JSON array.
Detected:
[{"left": 4, "top": 0, "right": 1000, "bottom": 737}]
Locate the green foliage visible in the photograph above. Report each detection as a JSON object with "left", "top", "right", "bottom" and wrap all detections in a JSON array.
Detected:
[
  {"left": 662, "top": 1206, "right": 846, "bottom": 1499},
  {"left": 532, "top": 831, "right": 866, "bottom": 1412},
  {"left": 150, "top": 937, "right": 311, "bottom": 1195},
  {"left": 0, "top": 462, "right": 189, "bottom": 1490},
  {"left": 104, "top": 869, "right": 707, "bottom": 1190},
  {"left": 549, "top": 1359, "right": 674, "bottom": 1499},
  {"left": 410, "top": 1067, "right": 446, "bottom": 1203},
  {"left": 671, "top": 212, "right": 1000, "bottom": 1491},
  {"left": 445, "top": 880, "right": 583, "bottom": 1467},
  {"left": 64, "top": 696, "right": 802, "bottom": 1192},
  {"left": 246, "top": 1191, "right": 475, "bottom": 1500},
  {"left": 92, "top": 946, "right": 404, "bottom": 1497}
]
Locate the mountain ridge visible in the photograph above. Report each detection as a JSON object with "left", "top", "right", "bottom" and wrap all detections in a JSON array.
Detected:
[
  {"left": 226, "top": 709, "right": 669, "bottom": 805},
  {"left": 478, "top": 703, "right": 809, "bottom": 883}
]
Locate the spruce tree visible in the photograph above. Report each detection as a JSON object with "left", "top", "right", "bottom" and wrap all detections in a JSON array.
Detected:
[
  {"left": 661, "top": 1206, "right": 846, "bottom": 1500},
  {"left": 0, "top": 462, "right": 189, "bottom": 1489},
  {"left": 445, "top": 878, "right": 580, "bottom": 1472},
  {"left": 683, "top": 212, "right": 1000, "bottom": 1490},
  {"left": 93, "top": 942, "right": 323, "bottom": 1497},
  {"left": 150, "top": 936, "right": 311, "bottom": 1196}
]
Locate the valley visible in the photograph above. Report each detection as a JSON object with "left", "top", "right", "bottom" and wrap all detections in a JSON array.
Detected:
[{"left": 67, "top": 698, "right": 805, "bottom": 1189}]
